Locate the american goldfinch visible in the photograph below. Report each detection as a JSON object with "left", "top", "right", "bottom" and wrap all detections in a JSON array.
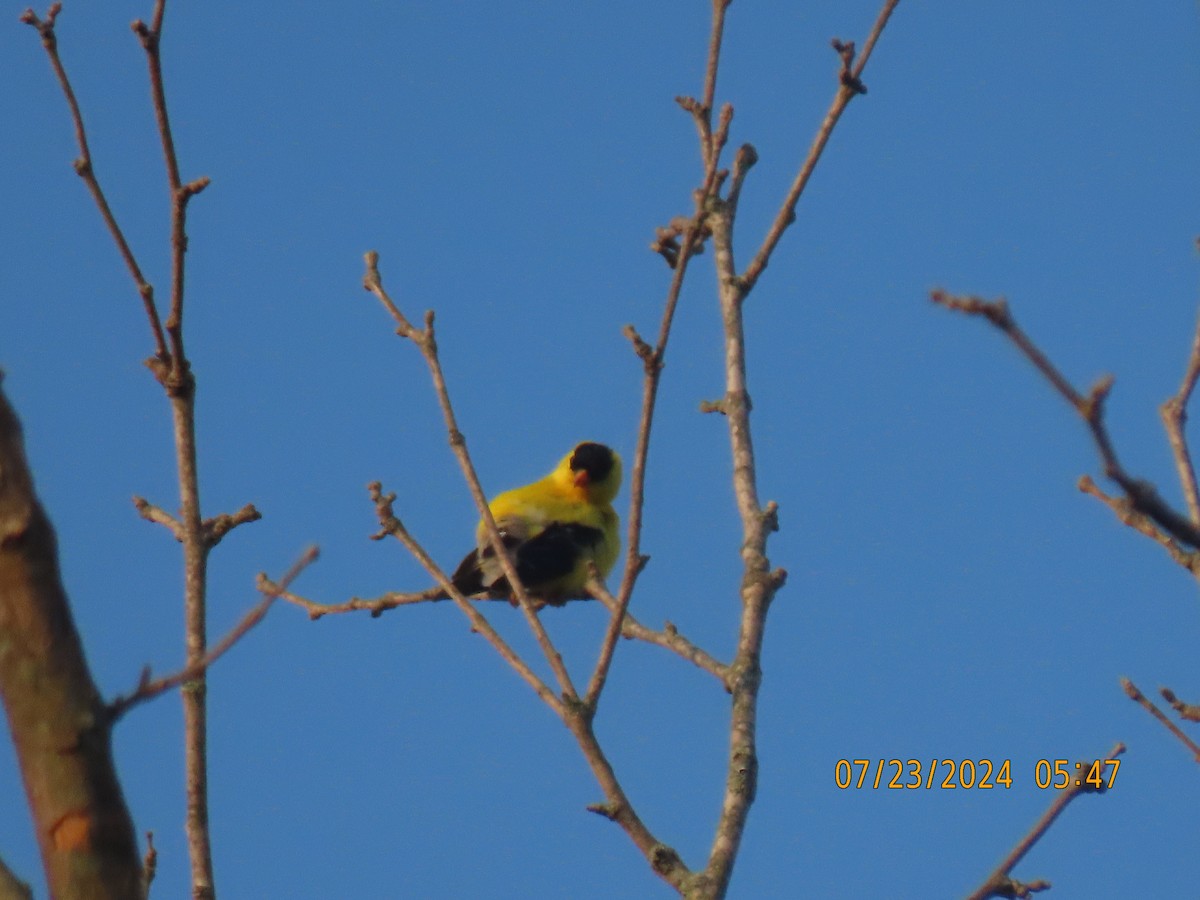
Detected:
[{"left": 448, "top": 442, "right": 622, "bottom": 603}]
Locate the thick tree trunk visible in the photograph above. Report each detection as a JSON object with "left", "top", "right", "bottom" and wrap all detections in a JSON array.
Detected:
[{"left": 0, "top": 380, "right": 141, "bottom": 899}]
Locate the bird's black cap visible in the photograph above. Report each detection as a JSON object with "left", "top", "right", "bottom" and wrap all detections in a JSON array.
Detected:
[{"left": 570, "top": 442, "right": 614, "bottom": 484}]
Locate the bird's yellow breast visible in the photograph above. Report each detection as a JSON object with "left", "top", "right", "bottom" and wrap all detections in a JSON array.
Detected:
[
  {"left": 477, "top": 474, "right": 620, "bottom": 588},
  {"left": 455, "top": 443, "right": 622, "bottom": 600}
]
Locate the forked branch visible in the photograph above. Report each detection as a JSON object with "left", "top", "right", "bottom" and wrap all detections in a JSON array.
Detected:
[
  {"left": 966, "top": 743, "right": 1126, "bottom": 900},
  {"left": 1159, "top": 307, "right": 1200, "bottom": 524},
  {"left": 1077, "top": 476, "right": 1200, "bottom": 576},
  {"left": 23, "top": 4, "right": 251, "bottom": 897},
  {"left": 931, "top": 291, "right": 1200, "bottom": 552},
  {"left": 689, "top": 2, "right": 898, "bottom": 894},
  {"left": 361, "top": 253, "right": 579, "bottom": 706},
  {"left": 1121, "top": 678, "right": 1200, "bottom": 762},
  {"left": 352, "top": 254, "right": 699, "bottom": 884},
  {"left": 20, "top": 3, "right": 168, "bottom": 362},
  {"left": 739, "top": 0, "right": 901, "bottom": 295},
  {"left": 324, "top": 0, "right": 898, "bottom": 894},
  {"left": 108, "top": 547, "right": 319, "bottom": 722}
]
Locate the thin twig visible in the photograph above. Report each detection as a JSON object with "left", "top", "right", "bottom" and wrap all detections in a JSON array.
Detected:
[
  {"left": 108, "top": 547, "right": 319, "bottom": 722},
  {"left": 276, "top": 574, "right": 699, "bottom": 703},
  {"left": 621, "top": 615, "right": 730, "bottom": 686},
  {"left": 135, "top": 497, "right": 262, "bottom": 546},
  {"left": 361, "top": 253, "right": 578, "bottom": 705},
  {"left": 271, "top": 581, "right": 598, "bottom": 619},
  {"left": 27, "top": 3, "right": 221, "bottom": 893},
  {"left": 129, "top": 7, "right": 217, "bottom": 894},
  {"left": 739, "top": 0, "right": 901, "bottom": 295},
  {"left": 599, "top": 0, "right": 735, "bottom": 720},
  {"left": 371, "top": 485, "right": 566, "bottom": 713},
  {"left": 20, "top": 3, "right": 168, "bottom": 361},
  {"left": 204, "top": 503, "right": 262, "bottom": 546},
  {"left": 586, "top": 576, "right": 729, "bottom": 700},
  {"left": 371, "top": 482, "right": 564, "bottom": 714},
  {"left": 133, "top": 496, "right": 183, "bottom": 539},
  {"left": 563, "top": 709, "right": 692, "bottom": 891},
  {"left": 620, "top": 0, "right": 740, "bottom": 619},
  {"left": 612, "top": 213, "right": 703, "bottom": 641},
  {"left": 272, "top": 584, "right": 448, "bottom": 619},
  {"left": 132, "top": 4, "right": 211, "bottom": 374},
  {"left": 725, "top": 143, "right": 758, "bottom": 215},
  {"left": 932, "top": 291, "right": 1200, "bottom": 551},
  {"left": 584, "top": 571, "right": 635, "bottom": 709},
  {"left": 1077, "top": 476, "right": 1200, "bottom": 576},
  {"left": 1122, "top": 678, "right": 1200, "bottom": 762},
  {"left": 575, "top": 0, "right": 737, "bottom": 746},
  {"left": 594, "top": 203, "right": 708, "bottom": 707},
  {"left": 1159, "top": 686, "right": 1200, "bottom": 723},
  {"left": 966, "top": 742, "right": 1126, "bottom": 900},
  {"left": 677, "top": 0, "right": 731, "bottom": 173},
  {"left": 849, "top": 0, "right": 900, "bottom": 83},
  {"left": 1159, "top": 307, "right": 1200, "bottom": 524},
  {"left": 141, "top": 832, "right": 157, "bottom": 900},
  {"left": 25, "top": 4, "right": 222, "bottom": 895}
]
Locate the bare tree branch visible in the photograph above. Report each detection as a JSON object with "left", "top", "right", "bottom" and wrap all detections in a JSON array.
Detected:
[
  {"left": 563, "top": 709, "right": 692, "bottom": 892},
  {"left": 593, "top": 0, "right": 745, "bottom": 729},
  {"left": 134, "top": 497, "right": 262, "bottom": 548},
  {"left": 132, "top": 3, "right": 210, "bottom": 374},
  {"left": 370, "top": 480, "right": 568, "bottom": 714},
  {"left": 603, "top": 206, "right": 712, "bottom": 713},
  {"left": 133, "top": 496, "right": 183, "bottom": 539},
  {"left": 1159, "top": 306, "right": 1200, "bottom": 524},
  {"left": 583, "top": 571, "right": 637, "bottom": 709},
  {"left": 271, "top": 584, "right": 448, "bottom": 619},
  {"left": 23, "top": 3, "right": 246, "bottom": 894},
  {"left": 108, "top": 547, "right": 319, "bottom": 722},
  {"left": 19, "top": 3, "right": 169, "bottom": 363},
  {"left": 130, "top": 5, "right": 217, "bottom": 892},
  {"left": 314, "top": 1, "right": 897, "bottom": 893},
  {"left": 1122, "top": 679, "right": 1200, "bottom": 762},
  {"left": 966, "top": 742, "right": 1126, "bottom": 900},
  {"left": 1159, "top": 686, "right": 1200, "bottom": 724},
  {"left": 701, "top": 199, "right": 785, "bottom": 898},
  {"left": 739, "top": 0, "right": 901, "bottom": 295},
  {"left": 616, "top": 615, "right": 730, "bottom": 686},
  {"left": 682, "top": 3, "right": 901, "bottom": 891},
  {"left": 361, "top": 254, "right": 581, "bottom": 705},
  {"left": 272, "top": 564, "right": 732, "bottom": 688},
  {"left": 204, "top": 504, "right": 262, "bottom": 546},
  {"left": 585, "top": 577, "right": 730, "bottom": 702},
  {"left": 1077, "top": 476, "right": 1200, "bottom": 576},
  {"left": 931, "top": 291, "right": 1200, "bottom": 552}
]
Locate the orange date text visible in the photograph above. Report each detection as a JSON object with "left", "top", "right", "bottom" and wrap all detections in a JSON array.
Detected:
[{"left": 834, "top": 758, "right": 1012, "bottom": 790}]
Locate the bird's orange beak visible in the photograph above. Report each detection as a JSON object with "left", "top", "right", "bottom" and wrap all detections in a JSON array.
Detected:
[{"left": 574, "top": 470, "right": 590, "bottom": 488}]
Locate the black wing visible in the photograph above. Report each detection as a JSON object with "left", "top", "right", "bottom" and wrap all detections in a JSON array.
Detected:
[
  {"left": 450, "top": 521, "right": 604, "bottom": 596},
  {"left": 512, "top": 521, "right": 605, "bottom": 587}
]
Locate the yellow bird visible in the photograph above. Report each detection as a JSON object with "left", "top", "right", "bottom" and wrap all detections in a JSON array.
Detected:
[{"left": 448, "top": 442, "right": 622, "bottom": 603}]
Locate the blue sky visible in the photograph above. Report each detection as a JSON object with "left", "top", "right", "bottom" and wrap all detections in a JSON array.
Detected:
[{"left": 2, "top": 2, "right": 1199, "bottom": 897}]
